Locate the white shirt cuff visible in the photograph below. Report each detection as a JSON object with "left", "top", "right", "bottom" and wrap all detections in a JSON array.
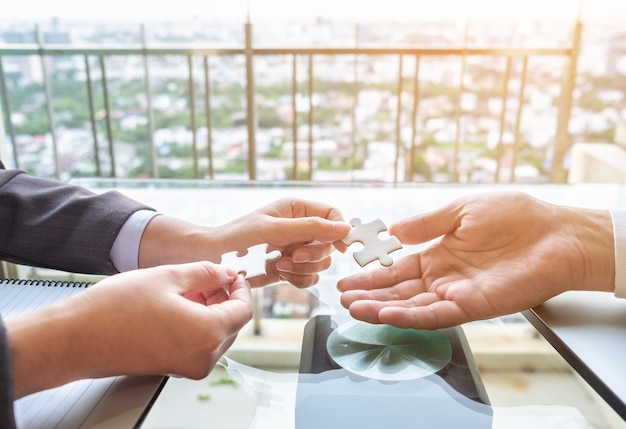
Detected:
[
  {"left": 609, "top": 209, "right": 626, "bottom": 298},
  {"left": 110, "top": 210, "right": 160, "bottom": 272}
]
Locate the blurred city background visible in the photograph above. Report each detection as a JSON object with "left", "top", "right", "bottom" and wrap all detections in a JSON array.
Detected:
[{"left": 2, "top": 0, "right": 626, "bottom": 185}]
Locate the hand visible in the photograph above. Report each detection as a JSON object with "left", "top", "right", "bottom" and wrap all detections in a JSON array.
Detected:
[
  {"left": 7, "top": 262, "right": 252, "bottom": 398},
  {"left": 139, "top": 198, "right": 351, "bottom": 289},
  {"left": 220, "top": 198, "right": 351, "bottom": 288},
  {"left": 337, "top": 192, "right": 614, "bottom": 330}
]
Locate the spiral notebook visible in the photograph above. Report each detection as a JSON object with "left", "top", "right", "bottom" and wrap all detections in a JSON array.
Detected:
[{"left": 0, "top": 279, "right": 166, "bottom": 429}]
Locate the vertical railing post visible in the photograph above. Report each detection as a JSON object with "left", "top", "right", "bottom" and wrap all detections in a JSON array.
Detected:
[
  {"left": 0, "top": 58, "right": 19, "bottom": 169},
  {"left": 187, "top": 54, "right": 199, "bottom": 179},
  {"left": 394, "top": 54, "right": 404, "bottom": 184},
  {"left": 36, "top": 25, "right": 60, "bottom": 180},
  {"left": 408, "top": 55, "right": 421, "bottom": 182},
  {"left": 350, "top": 23, "right": 360, "bottom": 181},
  {"left": 494, "top": 56, "right": 512, "bottom": 183},
  {"left": 141, "top": 24, "right": 158, "bottom": 179},
  {"left": 510, "top": 56, "right": 528, "bottom": 183},
  {"left": 552, "top": 18, "right": 582, "bottom": 183},
  {"left": 291, "top": 54, "right": 298, "bottom": 180},
  {"left": 99, "top": 55, "right": 116, "bottom": 177},
  {"left": 84, "top": 55, "right": 101, "bottom": 177},
  {"left": 203, "top": 55, "right": 214, "bottom": 180},
  {"left": 452, "top": 22, "right": 469, "bottom": 183},
  {"left": 307, "top": 54, "right": 313, "bottom": 181},
  {"left": 244, "top": 21, "right": 257, "bottom": 180}
]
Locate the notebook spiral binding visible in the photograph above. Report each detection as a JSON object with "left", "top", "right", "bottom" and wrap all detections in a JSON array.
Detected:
[{"left": 0, "top": 278, "right": 91, "bottom": 288}]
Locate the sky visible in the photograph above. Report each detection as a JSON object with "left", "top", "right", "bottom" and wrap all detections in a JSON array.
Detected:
[{"left": 3, "top": 0, "right": 623, "bottom": 23}]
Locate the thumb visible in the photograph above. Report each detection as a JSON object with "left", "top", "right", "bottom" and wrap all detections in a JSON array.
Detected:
[
  {"left": 162, "top": 261, "right": 238, "bottom": 295},
  {"left": 390, "top": 202, "right": 461, "bottom": 245}
]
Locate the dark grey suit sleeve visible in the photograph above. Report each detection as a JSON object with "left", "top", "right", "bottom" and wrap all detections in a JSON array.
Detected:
[{"left": 0, "top": 169, "right": 155, "bottom": 275}]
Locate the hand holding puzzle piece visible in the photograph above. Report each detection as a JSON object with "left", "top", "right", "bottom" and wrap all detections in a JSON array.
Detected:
[
  {"left": 342, "top": 218, "right": 402, "bottom": 267},
  {"left": 219, "top": 217, "right": 400, "bottom": 278},
  {"left": 220, "top": 243, "right": 282, "bottom": 279}
]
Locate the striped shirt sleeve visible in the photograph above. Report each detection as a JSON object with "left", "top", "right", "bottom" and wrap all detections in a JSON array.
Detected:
[{"left": 610, "top": 209, "right": 626, "bottom": 298}]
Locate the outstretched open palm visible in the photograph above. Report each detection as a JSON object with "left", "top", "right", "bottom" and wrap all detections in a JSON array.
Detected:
[{"left": 338, "top": 192, "right": 613, "bottom": 329}]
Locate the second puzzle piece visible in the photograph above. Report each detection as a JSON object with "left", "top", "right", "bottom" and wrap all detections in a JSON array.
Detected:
[
  {"left": 220, "top": 243, "right": 282, "bottom": 279},
  {"left": 342, "top": 218, "right": 402, "bottom": 267}
]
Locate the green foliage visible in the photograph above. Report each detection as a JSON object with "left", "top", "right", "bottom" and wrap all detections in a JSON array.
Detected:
[
  {"left": 411, "top": 152, "right": 432, "bottom": 180},
  {"left": 316, "top": 155, "right": 351, "bottom": 170},
  {"left": 263, "top": 141, "right": 284, "bottom": 158},
  {"left": 15, "top": 114, "right": 48, "bottom": 135},
  {"left": 257, "top": 106, "right": 287, "bottom": 128},
  {"left": 154, "top": 111, "right": 191, "bottom": 129},
  {"left": 210, "top": 375, "right": 236, "bottom": 386},
  {"left": 284, "top": 166, "right": 310, "bottom": 180},
  {"left": 114, "top": 126, "right": 149, "bottom": 144},
  {"left": 314, "top": 105, "right": 340, "bottom": 125},
  {"left": 577, "top": 90, "right": 605, "bottom": 112},
  {"left": 215, "top": 159, "right": 248, "bottom": 174}
]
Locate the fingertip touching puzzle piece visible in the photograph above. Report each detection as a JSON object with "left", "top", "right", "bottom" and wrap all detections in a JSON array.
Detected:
[
  {"left": 220, "top": 243, "right": 282, "bottom": 279},
  {"left": 342, "top": 218, "right": 402, "bottom": 267}
]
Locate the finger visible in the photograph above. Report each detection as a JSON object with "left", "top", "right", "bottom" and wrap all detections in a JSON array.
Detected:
[
  {"left": 377, "top": 301, "right": 470, "bottom": 330},
  {"left": 279, "top": 272, "right": 320, "bottom": 289},
  {"left": 285, "top": 200, "right": 351, "bottom": 252},
  {"left": 345, "top": 292, "right": 440, "bottom": 324},
  {"left": 346, "top": 296, "right": 468, "bottom": 330},
  {"left": 337, "top": 253, "right": 422, "bottom": 292},
  {"left": 203, "top": 288, "right": 230, "bottom": 306},
  {"left": 275, "top": 255, "right": 332, "bottom": 276},
  {"left": 340, "top": 278, "right": 426, "bottom": 308},
  {"left": 185, "top": 285, "right": 231, "bottom": 305},
  {"left": 247, "top": 267, "right": 328, "bottom": 289},
  {"left": 390, "top": 200, "right": 463, "bottom": 245},
  {"left": 337, "top": 270, "right": 385, "bottom": 293},
  {"left": 346, "top": 300, "right": 385, "bottom": 324},
  {"left": 286, "top": 198, "right": 347, "bottom": 223},
  {"left": 291, "top": 242, "right": 338, "bottom": 263},
  {"left": 246, "top": 274, "right": 275, "bottom": 289},
  {"left": 170, "top": 261, "right": 238, "bottom": 296},
  {"left": 206, "top": 275, "right": 253, "bottom": 332},
  {"left": 226, "top": 274, "right": 253, "bottom": 306},
  {"left": 269, "top": 217, "right": 351, "bottom": 247},
  {"left": 333, "top": 240, "right": 348, "bottom": 253}
]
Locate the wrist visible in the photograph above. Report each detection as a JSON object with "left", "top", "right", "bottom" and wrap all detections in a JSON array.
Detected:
[
  {"left": 6, "top": 300, "right": 90, "bottom": 398},
  {"left": 138, "top": 215, "right": 221, "bottom": 267},
  {"left": 565, "top": 207, "right": 614, "bottom": 293}
]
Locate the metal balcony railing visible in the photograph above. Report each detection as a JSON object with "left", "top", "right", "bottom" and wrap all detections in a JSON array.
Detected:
[{"left": 0, "top": 20, "right": 582, "bottom": 184}]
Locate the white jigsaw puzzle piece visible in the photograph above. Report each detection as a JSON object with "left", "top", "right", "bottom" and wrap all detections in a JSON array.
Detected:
[
  {"left": 220, "top": 243, "right": 282, "bottom": 279},
  {"left": 342, "top": 218, "right": 402, "bottom": 267}
]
